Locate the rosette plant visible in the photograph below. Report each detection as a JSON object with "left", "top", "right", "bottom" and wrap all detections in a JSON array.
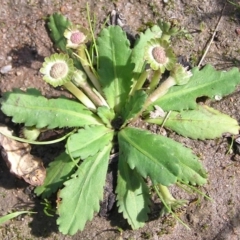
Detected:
[{"left": 1, "top": 13, "right": 240, "bottom": 235}]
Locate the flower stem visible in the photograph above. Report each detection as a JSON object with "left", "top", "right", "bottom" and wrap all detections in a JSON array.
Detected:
[
  {"left": 72, "top": 70, "right": 109, "bottom": 108},
  {"left": 129, "top": 76, "right": 175, "bottom": 124},
  {"left": 146, "top": 69, "right": 162, "bottom": 94},
  {"left": 76, "top": 45, "right": 103, "bottom": 95},
  {"left": 144, "top": 76, "right": 175, "bottom": 109},
  {"left": 130, "top": 70, "right": 149, "bottom": 95},
  {"left": 92, "top": 88, "right": 109, "bottom": 107},
  {"left": 77, "top": 81, "right": 108, "bottom": 108},
  {"left": 63, "top": 81, "right": 96, "bottom": 111},
  {"left": 161, "top": 34, "right": 171, "bottom": 42}
]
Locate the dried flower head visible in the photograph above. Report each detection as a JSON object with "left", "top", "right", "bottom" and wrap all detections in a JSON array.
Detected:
[
  {"left": 145, "top": 38, "right": 176, "bottom": 72},
  {"left": 170, "top": 63, "right": 192, "bottom": 85},
  {"left": 40, "top": 53, "right": 74, "bottom": 87},
  {"left": 64, "top": 26, "right": 89, "bottom": 49}
]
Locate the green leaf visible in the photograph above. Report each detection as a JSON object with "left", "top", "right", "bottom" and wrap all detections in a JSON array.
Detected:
[
  {"left": 97, "top": 26, "right": 134, "bottom": 112},
  {"left": 0, "top": 211, "right": 36, "bottom": 225},
  {"left": 1, "top": 89, "right": 102, "bottom": 128},
  {"left": 121, "top": 90, "right": 147, "bottom": 124},
  {"left": 177, "top": 149, "right": 207, "bottom": 186},
  {"left": 153, "top": 65, "right": 240, "bottom": 111},
  {"left": 118, "top": 127, "right": 179, "bottom": 186},
  {"left": 47, "top": 13, "right": 71, "bottom": 52},
  {"left": 116, "top": 156, "right": 150, "bottom": 229},
  {"left": 131, "top": 25, "right": 162, "bottom": 76},
  {"left": 145, "top": 107, "right": 209, "bottom": 185},
  {"left": 66, "top": 125, "right": 114, "bottom": 158},
  {"left": 97, "top": 106, "right": 115, "bottom": 128},
  {"left": 147, "top": 105, "right": 239, "bottom": 139},
  {"left": 34, "top": 152, "right": 76, "bottom": 198},
  {"left": 57, "top": 144, "right": 111, "bottom": 235}
]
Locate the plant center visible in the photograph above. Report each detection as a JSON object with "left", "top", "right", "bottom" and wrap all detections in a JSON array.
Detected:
[
  {"left": 50, "top": 62, "right": 68, "bottom": 79},
  {"left": 70, "top": 31, "right": 85, "bottom": 44},
  {"left": 152, "top": 46, "right": 166, "bottom": 64}
]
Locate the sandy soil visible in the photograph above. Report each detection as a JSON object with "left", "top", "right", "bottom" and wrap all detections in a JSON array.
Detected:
[{"left": 0, "top": 0, "right": 240, "bottom": 239}]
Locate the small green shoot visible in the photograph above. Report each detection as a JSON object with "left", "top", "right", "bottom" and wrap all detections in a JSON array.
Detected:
[
  {"left": 0, "top": 211, "right": 36, "bottom": 225},
  {"left": 40, "top": 199, "right": 55, "bottom": 217},
  {"left": 228, "top": 0, "right": 240, "bottom": 9}
]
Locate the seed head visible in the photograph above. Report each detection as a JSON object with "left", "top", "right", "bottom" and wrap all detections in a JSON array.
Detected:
[
  {"left": 152, "top": 46, "right": 167, "bottom": 64},
  {"left": 145, "top": 38, "right": 176, "bottom": 73},
  {"left": 64, "top": 26, "right": 89, "bottom": 49},
  {"left": 40, "top": 53, "right": 74, "bottom": 87}
]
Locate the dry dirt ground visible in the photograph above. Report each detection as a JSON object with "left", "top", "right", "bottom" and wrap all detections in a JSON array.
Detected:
[{"left": 0, "top": 0, "right": 240, "bottom": 239}]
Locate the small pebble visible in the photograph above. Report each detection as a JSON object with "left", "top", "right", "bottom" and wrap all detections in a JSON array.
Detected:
[
  {"left": 0, "top": 64, "right": 12, "bottom": 74},
  {"left": 7, "top": 56, "right": 12, "bottom": 61},
  {"left": 16, "top": 71, "right": 22, "bottom": 76},
  {"left": 235, "top": 28, "right": 240, "bottom": 36},
  {"left": 214, "top": 95, "right": 222, "bottom": 101}
]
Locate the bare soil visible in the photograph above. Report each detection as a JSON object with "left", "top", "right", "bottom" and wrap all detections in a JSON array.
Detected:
[{"left": 0, "top": 0, "right": 240, "bottom": 239}]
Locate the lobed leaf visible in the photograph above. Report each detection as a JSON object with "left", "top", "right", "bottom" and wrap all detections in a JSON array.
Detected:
[
  {"left": 118, "top": 127, "right": 179, "bottom": 186},
  {"left": 147, "top": 105, "right": 239, "bottom": 139},
  {"left": 66, "top": 125, "right": 114, "bottom": 159},
  {"left": 153, "top": 65, "right": 240, "bottom": 111},
  {"left": 168, "top": 141, "right": 207, "bottom": 185},
  {"left": 57, "top": 144, "right": 111, "bottom": 235},
  {"left": 116, "top": 156, "right": 150, "bottom": 229},
  {"left": 121, "top": 90, "right": 147, "bottom": 124},
  {"left": 34, "top": 152, "right": 76, "bottom": 198},
  {"left": 47, "top": 13, "right": 71, "bottom": 52},
  {"left": 1, "top": 89, "right": 102, "bottom": 128},
  {"left": 97, "top": 26, "right": 134, "bottom": 113}
]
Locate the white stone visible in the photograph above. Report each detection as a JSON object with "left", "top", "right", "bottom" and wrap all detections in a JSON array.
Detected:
[{"left": 0, "top": 64, "right": 12, "bottom": 74}]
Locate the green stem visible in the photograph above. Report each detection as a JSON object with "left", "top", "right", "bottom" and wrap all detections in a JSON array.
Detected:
[
  {"left": 226, "top": 136, "right": 234, "bottom": 155},
  {"left": 63, "top": 81, "right": 96, "bottom": 111},
  {"left": 154, "top": 184, "right": 190, "bottom": 229},
  {"left": 86, "top": 3, "right": 99, "bottom": 69},
  {"left": 161, "top": 34, "right": 171, "bottom": 42},
  {"left": 71, "top": 70, "right": 109, "bottom": 108},
  {"left": 92, "top": 88, "right": 109, "bottom": 107},
  {"left": 76, "top": 45, "right": 103, "bottom": 95},
  {"left": 66, "top": 137, "right": 81, "bottom": 168},
  {"left": 146, "top": 69, "right": 162, "bottom": 94},
  {"left": 0, "top": 129, "right": 76, "bottom": 145},
  {"left": 78, "top": 81, "right": 108, "bottom": 107},
  {"left": 130, "top": 70, "right": 149, "bottom": 96},
  {"left": 144, "top": 76, "right": 176, "bottom": 109},
  {"left": 176, "top": 182, "right": 212, "bottom": 201},
  {"left": 129, "top": 76, "right": 175, "bottom": 124}
]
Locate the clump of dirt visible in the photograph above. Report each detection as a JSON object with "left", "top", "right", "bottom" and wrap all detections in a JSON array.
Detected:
[{"left": 0, "top": 0, "right": 240, "bottom": 239}]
